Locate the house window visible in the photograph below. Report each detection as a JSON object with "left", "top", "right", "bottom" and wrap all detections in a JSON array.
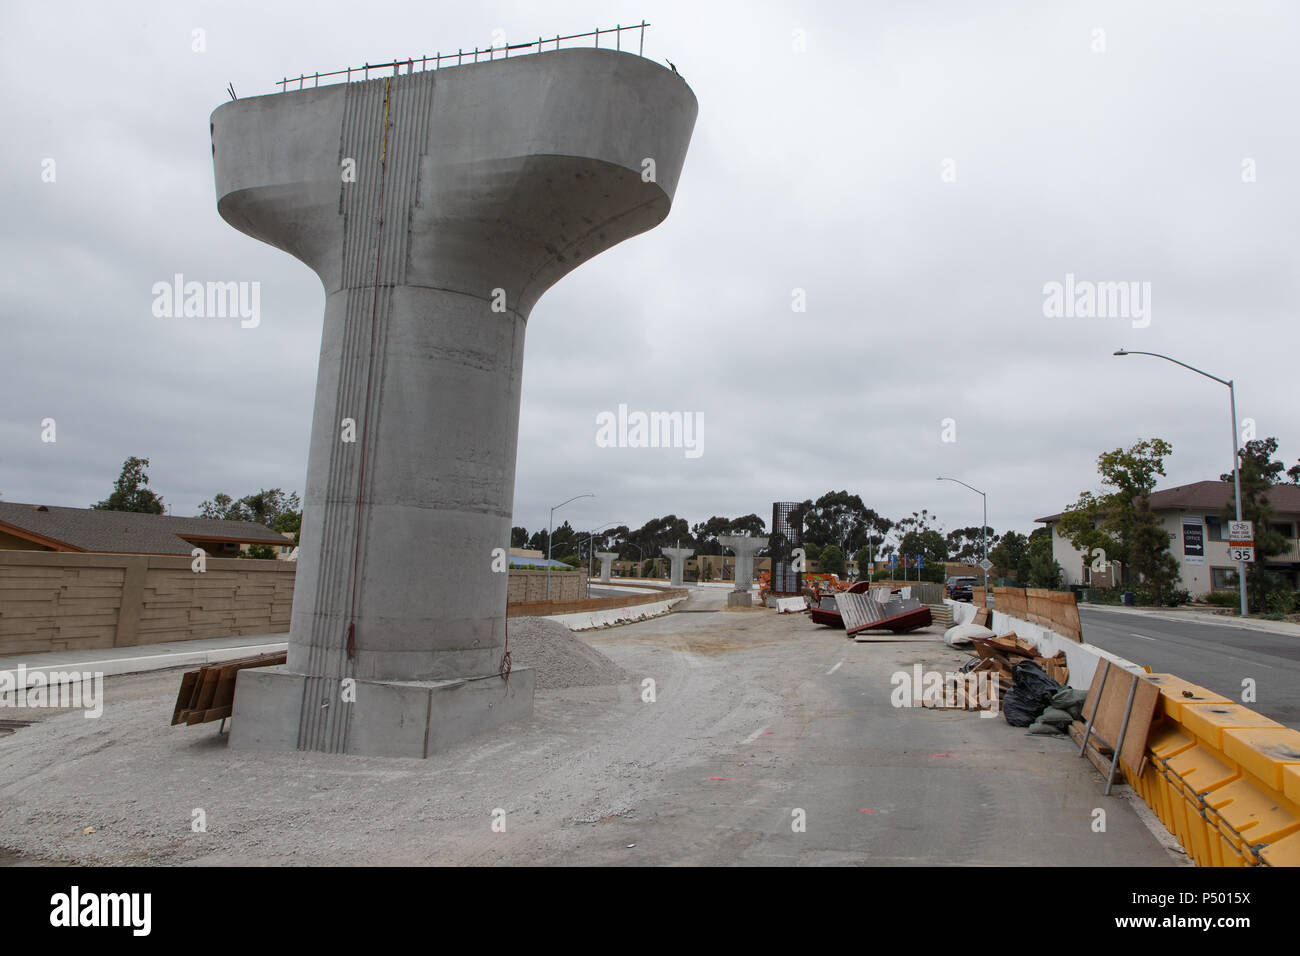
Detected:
[
  {"left": 1210, "top": 567, "right": 1239, "bottom": 590},
  {"left": 1269, "top": 522, "right": 1295, "bottom": 538},
  {"left": 1205, "top": 517, "right": 1223, "bottom": 541}
]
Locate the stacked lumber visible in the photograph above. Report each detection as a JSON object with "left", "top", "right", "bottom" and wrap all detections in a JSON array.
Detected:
[
  {"left": 969, "top": 632, "right": 1069, "bottom": 694},
  {"left": 170, "top": 651, "right": 286, "bottom": 727},
  {"left": 920, "top": 658, "right": 1001, "bottom": 710}
]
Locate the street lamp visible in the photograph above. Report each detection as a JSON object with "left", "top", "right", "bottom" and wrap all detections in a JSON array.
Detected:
[
  {"left": 937, "top": 476, "right": 989, "bottom": 596},
  {"left": 547, "top": 492, "right": 594, "bottom": 600},
  {"left": 1114, "top": 349, "right": 1248, "bottom": 616}
]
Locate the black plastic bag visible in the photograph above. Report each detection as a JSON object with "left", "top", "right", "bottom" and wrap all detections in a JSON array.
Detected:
[{"left": 1002, "top": 661, "right": 1063, "bottom": 727}]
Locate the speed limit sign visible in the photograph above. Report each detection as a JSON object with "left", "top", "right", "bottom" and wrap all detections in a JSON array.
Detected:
[{"left": 1230, "top": 546, "right": 1255, "bottom": 562}]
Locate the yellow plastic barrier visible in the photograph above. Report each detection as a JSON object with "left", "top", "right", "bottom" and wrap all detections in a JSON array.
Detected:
[
  {"left": 1203, "top": 777, "right": 1300, "bottom": 866},
  {"left": 1145, "top": 722, "right": 1195, "bottom": 832},
  {"left": 1261, "top": 829, "right": 1300, "bottom": 866},
  {"left": 1181, "top": 703, "right": 1282, "bottom": 751},
  {"left": 1285, "top": 765, "right": 1300, "bottom": 806},
  {"left": 1145, "top": 675, "right": 1229, "bottom": 722},
  {"left": 1222, "top": 727, "right": 1300, "bottom": 791},
  {"left": 1163, "top": 745, "right": 1240, "bottom": 866},
  {"left": 1119, "top": 675, "right": 1299, "bottom": 866}
]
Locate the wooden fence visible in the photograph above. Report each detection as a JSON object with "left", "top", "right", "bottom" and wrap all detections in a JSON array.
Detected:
[{"left": 992, "top": 587, "right": 1082, "bottom": 642}]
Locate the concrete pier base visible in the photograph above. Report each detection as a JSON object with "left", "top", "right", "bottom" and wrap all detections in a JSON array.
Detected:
[
  {"left": 727, "top": 591, "right": 757, "bottom": 607},
  {"left": 661, "top": 547, "right": 694, "bottom": 587},
  {"left": 596, "top": 552, "right": 618, "bottom": 583},
  {"left": 231, "top": 665, "right": 535, "bottom": 759},
  {"left": 718, "top": 534, "right": 768, "bottom": 595},
  {"left": 210, "top": 49, "right": 695, "bottom": 757}
]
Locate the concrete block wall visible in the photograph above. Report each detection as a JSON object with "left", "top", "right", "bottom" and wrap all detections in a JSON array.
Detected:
[
  {"left": 0, "top": 551, "right": 295, "bottom": 655},
  {"left": 505, "top": 569, "right": 583, "bottom": 603}
]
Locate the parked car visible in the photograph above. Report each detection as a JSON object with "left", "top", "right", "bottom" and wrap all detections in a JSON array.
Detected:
[{"left": 945, "top": 575, "right": 978, "bottom": 602}]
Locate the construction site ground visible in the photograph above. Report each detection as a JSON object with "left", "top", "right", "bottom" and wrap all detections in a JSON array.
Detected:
[{"left": 0, "top": 586, "right": 1177, "bottom": 866}]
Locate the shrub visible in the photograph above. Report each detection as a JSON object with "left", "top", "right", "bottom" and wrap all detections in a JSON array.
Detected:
[
  {"left": 1265, "top": 590, "right": 1299, "bottom": 616},
  {"left": 1205, "top": 590, "right": 1239, "bottom": 609},
  {"left": 1085, "top": 588, "right": 1123, "bottom": 605}
]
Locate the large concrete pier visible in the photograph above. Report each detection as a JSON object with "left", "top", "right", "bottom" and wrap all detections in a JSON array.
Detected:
[
  {"left": 719, "top": 534, "right": 768, "bottom": 606},
  {"left": 212, "top": 49, "right": 696, "bottom": 756}
]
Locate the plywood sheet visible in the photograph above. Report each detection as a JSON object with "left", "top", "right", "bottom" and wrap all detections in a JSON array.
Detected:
[{"left": 1082, "top": 661, "right": 1160, "bottom": 777}]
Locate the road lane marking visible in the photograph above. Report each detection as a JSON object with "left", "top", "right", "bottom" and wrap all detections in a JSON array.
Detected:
[
  {"left": 826, "top": 660, "right": 844, "bottom": 675},
  {"left": 1129, "top": 633, "right": 1157, "bottom": 641}
]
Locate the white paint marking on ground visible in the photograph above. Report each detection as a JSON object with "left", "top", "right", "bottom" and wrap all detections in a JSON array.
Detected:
[
  {"left": 826, "top": 660, "right": 844, "bottom": 675},
  {"left": 742, "top": 726, "right": 769, "bottom": 745},
  {"left": 1129, "top": 633, "right": 1157, "bottom": 641}
]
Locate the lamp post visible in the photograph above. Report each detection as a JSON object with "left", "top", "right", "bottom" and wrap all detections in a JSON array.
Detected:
[
  {"left": 937, "top": 476, "right": 988, "bottom": 597},
  {"left": 1114, "top": 349, "right": 1247, "bottom": 616},
  {"left": 547, "top": 492, "right": 594, "bottom": 600}
]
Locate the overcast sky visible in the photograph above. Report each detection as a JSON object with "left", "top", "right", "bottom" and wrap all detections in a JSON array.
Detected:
[{"left": 2, "top": 0, "right": 1296, "bottom": 543}]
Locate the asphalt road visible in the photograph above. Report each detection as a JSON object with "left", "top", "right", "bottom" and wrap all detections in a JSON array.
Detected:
[{"left": 1078, "top": 606, "right": 1300, "bottom": 729}]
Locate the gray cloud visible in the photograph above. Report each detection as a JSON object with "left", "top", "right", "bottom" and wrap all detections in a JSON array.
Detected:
[{"left": 2, "top": 0, "right": 1296, "bottom": 542}]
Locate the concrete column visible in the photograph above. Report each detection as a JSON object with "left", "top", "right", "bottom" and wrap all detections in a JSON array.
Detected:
[
  {"left": 661, "top": 547, "right": 694, "bottom": 587},
  {"left": 596, "top": 552, "right": 618, "bottom": 583},
  {"left": 212, "top": 51, "right": 696, "bottom": 756},
  {"left": 718, "top": 535, "right": 768, "bottom": 595}
]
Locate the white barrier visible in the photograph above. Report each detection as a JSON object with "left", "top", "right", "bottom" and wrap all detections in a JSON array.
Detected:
[
  {"left": 943, "top": 599, "right": 1143, "bottom": 689},
  {"left": 544, "top": 597, "right": 687, "bottom": 631}
]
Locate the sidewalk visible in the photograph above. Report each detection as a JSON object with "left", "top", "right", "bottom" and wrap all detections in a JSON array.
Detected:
[
  {"left": 1078, "top": 602, "right": 1300, "bottom": 637},
  {"left": 0, "top": 634, "right": 288, "bottom": 687}
]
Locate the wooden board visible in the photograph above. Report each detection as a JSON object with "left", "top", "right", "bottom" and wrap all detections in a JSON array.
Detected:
[
  {"left": 171, "top": 651, "right": 287, "bottom": 726},
  {"left": 1080, "top": 661, "right": 1160, "bottom": 780}
]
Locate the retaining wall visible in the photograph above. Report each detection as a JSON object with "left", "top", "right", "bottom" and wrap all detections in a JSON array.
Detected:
[{"left": 0, "top": 551, "right": 295, "bottom": 655}]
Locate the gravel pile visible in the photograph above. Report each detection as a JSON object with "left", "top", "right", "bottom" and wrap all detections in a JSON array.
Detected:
[{"left": 504, "top": 617, "right": 626, "bottom": 689}]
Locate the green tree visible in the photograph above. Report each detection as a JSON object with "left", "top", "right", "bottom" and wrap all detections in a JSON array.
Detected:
[
  {"left": 528, "top": 520, "right": 578, "bottom": 558},
  {"left": 199, "top": 488, "right": 301, "bottom": 543},
  {"left": 510, "top": 526, "right": 529, "bottom": 548},
  {"left": 798, "top": 492, "right": 893, "bottom": 557},
  {"left": 989, "top": 531, "right": 1028, "bottom": 581},
  {"left": 899, "top": 528, "right": 947, "bottom": 564},
  {"left": 803, "top": 541, "right": 823, "bottom": 562},
  {"left": 240, "top": 544, "right": 277, "bottom": 560},
  {"left": 1058, "top": 439, "right": 1179, "bottom": 603},
  {"left": 728, "top": 513, "right": 767, "bottom": 537},
  {"left": 1222, "top": 437, "right": 1293, "bottom": 611},
  {"left": 1022, "top": 527, "right": 1062, "bottom": 587},
  {"left": 946, "top": 526, "right": 994, "bottom": 564},
  {"left": 853, "top": 545, "right": 873, "bottom": 579},
  {"left": 92, "top": 456, "right": 164, "bottom": 514},
  {"left": 819, "top": 545, "right": 846, "bottom": 576},
  {"left": 1024, "top": 527, "right": 1063, "bottom": 589}
]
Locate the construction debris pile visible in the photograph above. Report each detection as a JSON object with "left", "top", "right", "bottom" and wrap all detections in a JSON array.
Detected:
[{"left": 925, "top": 608, "right": 1070, "bottom": 715}]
